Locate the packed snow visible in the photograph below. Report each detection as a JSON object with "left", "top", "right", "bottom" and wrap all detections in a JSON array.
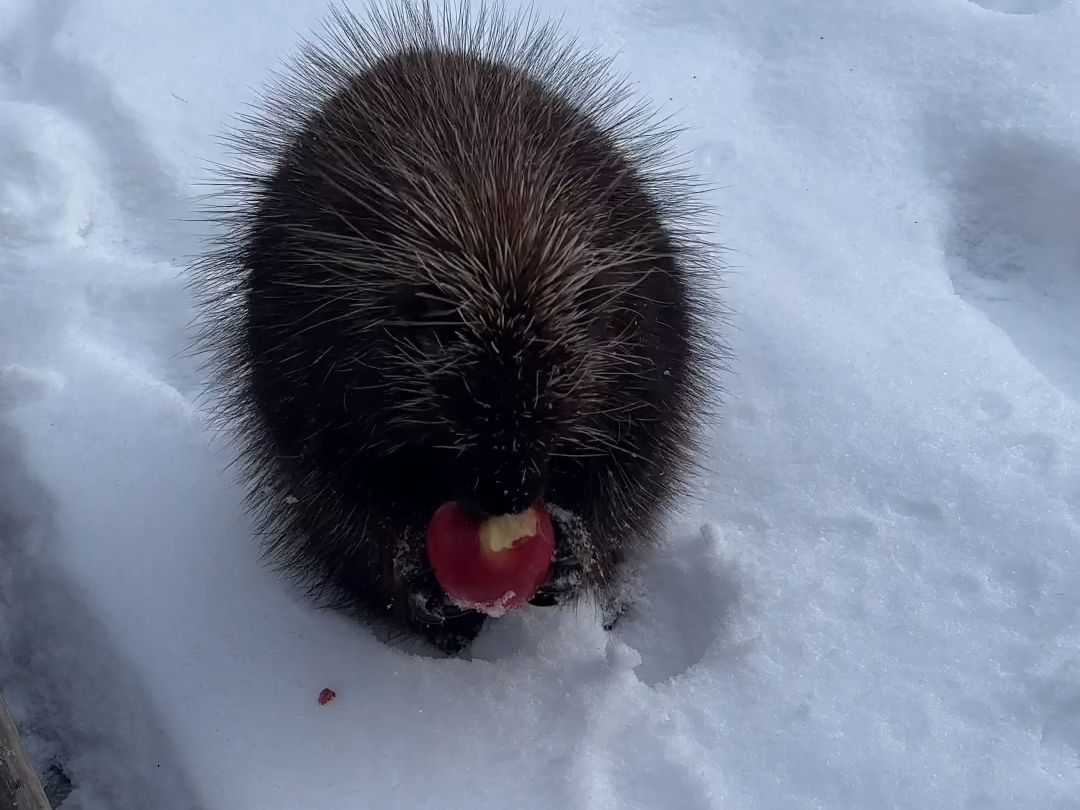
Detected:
[{"left": 2, "top": 0, "right": 1079, "bottom": 807}]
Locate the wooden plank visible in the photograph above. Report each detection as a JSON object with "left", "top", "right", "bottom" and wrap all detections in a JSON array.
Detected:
[{"left": 0, "top": 692, "right": 52, "bottom": 810}]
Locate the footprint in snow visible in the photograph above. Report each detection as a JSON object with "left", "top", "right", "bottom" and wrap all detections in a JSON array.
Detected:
[
  {"left": 0, "top": 365, "right": 63, "bottom": 410},
  {"left": 611, "top": 522, "right": 743, "bottom": 686},
  {"left": 969, "top": 0, "right": 1062, "bottom": 13},
  {"left": 942, "top": 129, "right": 1080, "bottom": 401},
  {"left": 0, "top": 103, "right": 94, "bottom": 248}
]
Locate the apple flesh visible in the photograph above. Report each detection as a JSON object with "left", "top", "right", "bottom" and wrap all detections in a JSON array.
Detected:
[{"left": 426, "top": 501, "right": 556, "bottom": 615}]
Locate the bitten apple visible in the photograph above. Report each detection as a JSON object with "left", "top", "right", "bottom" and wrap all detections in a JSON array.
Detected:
[{"left": 426, "top": 501, "right": 556, "bottom": 614}]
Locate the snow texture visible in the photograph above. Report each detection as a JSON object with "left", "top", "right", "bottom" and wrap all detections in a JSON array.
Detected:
[{"left": 2, "top": 0, "right": 1079, "bottom": 808}]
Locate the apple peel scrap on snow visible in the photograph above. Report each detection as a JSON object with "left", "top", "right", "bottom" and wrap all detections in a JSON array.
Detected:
[{"left": 426, "top": 502, "right": 556, "bottom": 616}]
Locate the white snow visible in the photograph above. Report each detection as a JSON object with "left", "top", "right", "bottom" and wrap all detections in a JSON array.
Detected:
[{"left": 2, "top": 0, "right": 1079, "bottom": 807}]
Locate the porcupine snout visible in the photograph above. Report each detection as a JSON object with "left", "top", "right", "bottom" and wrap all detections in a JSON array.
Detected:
[
  {"left": 439, "top": 310, "right": 557, "bottom": 518},
  {"left": 457, "top": 445, "right": 548, "bottom": 517}
]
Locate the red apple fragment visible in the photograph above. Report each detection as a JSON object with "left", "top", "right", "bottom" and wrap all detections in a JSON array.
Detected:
[{"left": 426, "top": 501, "right": 556, "bottom": 615}]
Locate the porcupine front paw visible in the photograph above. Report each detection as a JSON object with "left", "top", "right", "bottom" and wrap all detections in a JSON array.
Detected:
[
  {"left": 529, "top": 505, "right": 590, "bottom": 607},
  {"left": 528, "top": 549, "right": 583, "bottom": 606},
  {"left": 408, "top": 580, "right": 488, "bottom": 653},
  {"left": 394, "top": 538, "right": 487, "bottom": 652}
]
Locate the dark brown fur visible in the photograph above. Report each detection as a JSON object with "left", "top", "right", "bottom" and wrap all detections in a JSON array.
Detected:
[{"left": 188, "top": 0, "right": 726, "bottom": 653}]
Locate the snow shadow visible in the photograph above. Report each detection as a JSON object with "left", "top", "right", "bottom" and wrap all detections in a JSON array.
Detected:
[
  {"left": 0, "top": 418, "right": 202, "bottom": 810},
  {"left": 941, "top": 128, "right": 1080, "bottom": 401}
]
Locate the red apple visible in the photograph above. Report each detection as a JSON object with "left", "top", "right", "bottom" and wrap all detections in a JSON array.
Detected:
[
  {"left": 426, "top": 501, "right": 556, "bottom": 615},
  {"left": 317, "top": 688, "right": 336, "bottom": 706}
]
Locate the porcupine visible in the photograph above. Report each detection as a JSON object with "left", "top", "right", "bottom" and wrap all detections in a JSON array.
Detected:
[{"left": 188, "top": 0, "right": 725, "bottom": 653}]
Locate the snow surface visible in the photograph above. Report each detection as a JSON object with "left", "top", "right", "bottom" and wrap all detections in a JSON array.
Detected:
[{"left": 2, "top": 0, "right": 1080, "bottom": 807}]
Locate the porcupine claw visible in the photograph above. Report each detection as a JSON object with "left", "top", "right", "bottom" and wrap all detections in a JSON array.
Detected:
[
  {"left": 529, "top": 505, "right": 589, "bottom": 607},
  {"left": 393, "top": 534, "right": 487, "bottom": 652},
  {"left": 393, "top": 537, "right": 469, "bottom": 623},
  {"left": 406, "top": 576, "right": 469, "bottom": 624},
  {"left": 527, "top": 552, "right": 583, "bottom": 606}
]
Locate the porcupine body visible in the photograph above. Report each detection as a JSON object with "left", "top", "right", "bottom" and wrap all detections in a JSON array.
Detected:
[{"left": 189, "top": 0, "right": 724, "bottom": 653}]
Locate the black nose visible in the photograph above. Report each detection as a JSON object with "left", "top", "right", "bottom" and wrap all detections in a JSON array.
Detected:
[{"left": 462, "top": 457, "right": 546, "bottom": 517}]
